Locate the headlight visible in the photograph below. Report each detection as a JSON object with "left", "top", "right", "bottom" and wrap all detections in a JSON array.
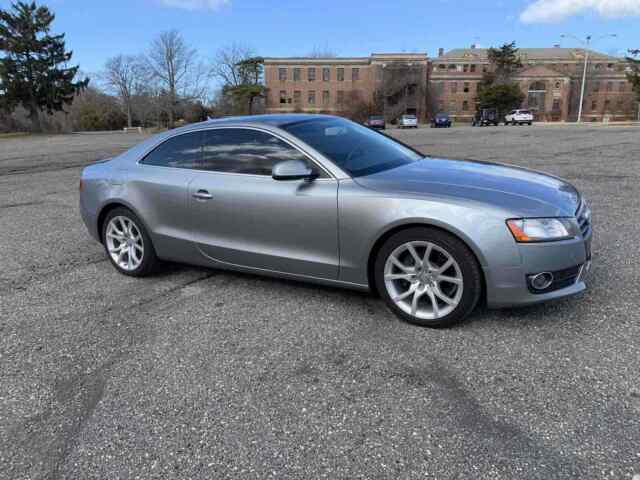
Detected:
[{"left": 506, "top": 218, "right": 578, "bottom": 243}]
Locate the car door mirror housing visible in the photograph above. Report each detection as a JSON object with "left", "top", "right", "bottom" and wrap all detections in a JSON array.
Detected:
[{"left": 272, "top": 160, "right": 316, "bottom": 181}]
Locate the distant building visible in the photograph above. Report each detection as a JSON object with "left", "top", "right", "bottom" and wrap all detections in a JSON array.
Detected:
[
  {"left": 431, "top": 46, "right": 636, "bottom": 122},
  {"left": 263, "top": 53, "right": 429, "bottom": 121},
  {"left": 264, "top": 47, "right": 636, "bottom": 123}
]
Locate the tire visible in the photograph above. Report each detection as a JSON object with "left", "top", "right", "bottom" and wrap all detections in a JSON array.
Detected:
[
  {"left": 528, "top": 122, "right": 532, "bottom": 126},
  {"left": 101, "top": 207, "right": 159, "bottom": 277},
  {"left": 374, "top": 227, "right": 482, "bottom": 328}
]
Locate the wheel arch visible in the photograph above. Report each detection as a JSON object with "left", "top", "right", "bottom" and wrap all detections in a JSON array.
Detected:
[
  {"left": 366, "top": 221, "right": 487, "bottom": 302},
  {"left": 96, "top": 200, "right": 149, "bottom": 244}
]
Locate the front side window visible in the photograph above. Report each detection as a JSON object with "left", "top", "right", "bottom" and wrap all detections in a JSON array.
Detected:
[
  {"left": 141, "top": 131, "right": 202, "bottom": 168},
  {"left": 282, "top": 118, "right": 422, "bottom": 178},
  {"left": 200, "top": 129, "right": 321, "bottom": 176}
]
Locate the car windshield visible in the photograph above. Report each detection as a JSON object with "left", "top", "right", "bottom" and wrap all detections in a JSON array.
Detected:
[
  {"left": 282, "top": 118, "right": 422, "bottom": 177},
  {"left": 520, "top": 110, "right": 531, "bottom": 114},
  {"left": 369, "top": 116, "right": 384, "bottom": 121},
  {"left": 436, "top": 113, "right": 449, "bottom": 119}
]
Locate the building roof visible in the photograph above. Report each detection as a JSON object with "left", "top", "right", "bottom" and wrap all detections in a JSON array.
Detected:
[
  {"left": 264, "top": 53, "right": 428, "bottom": 65},
  {"left": 438, "top": 47, "right": 621, "bottom": 62}
]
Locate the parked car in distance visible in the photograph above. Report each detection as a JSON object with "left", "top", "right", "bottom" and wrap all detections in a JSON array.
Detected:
[
  {"left": 364, "top": 115, "right": 386, "bottom": 130},
  {"left": 472, "top": 108, "right": 500, "bottom": 127},
  {"left": 80, "top": 114, "right": 592, "bottom": 328},
  {"left": 505, "top": 109, "right": 534, "bottom": 126},
  {"left": 431, "top": 113, "right": 452, "bottom": 128},
  {"left": 398, "top": 114, "right": 418, "bottom": 129}
]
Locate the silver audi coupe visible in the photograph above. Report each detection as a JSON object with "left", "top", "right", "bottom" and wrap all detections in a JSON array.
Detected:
[{"left": 80, "top": 114, "right": 592, "bottom": 327}]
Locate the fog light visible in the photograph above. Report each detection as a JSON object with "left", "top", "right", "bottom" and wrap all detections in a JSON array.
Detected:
[{"left": 529, "top": 272, "right": 554, "bottom": 291}]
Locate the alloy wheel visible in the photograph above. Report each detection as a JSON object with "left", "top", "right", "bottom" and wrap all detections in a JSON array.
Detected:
[
  {"left": 105, "top": 216, "right": 144, "bottom": 271},
  {"left": 383, "top": 241, "right": 464, "bottom": 320}
]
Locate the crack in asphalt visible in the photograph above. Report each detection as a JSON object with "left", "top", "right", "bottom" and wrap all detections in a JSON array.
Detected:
[{"left": 3, "top": 271, "right": 218, "bottom": 480}]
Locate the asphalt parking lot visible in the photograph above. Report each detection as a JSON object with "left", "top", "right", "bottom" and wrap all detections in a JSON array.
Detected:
[{"left": 1, "top": 124, "right": 639, "bottom": 479}]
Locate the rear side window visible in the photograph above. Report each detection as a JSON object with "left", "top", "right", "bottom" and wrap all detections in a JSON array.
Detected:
[
  {"left": 200, "top": 128, "right": 325, "bottom": 177},
  {"left": 141, "top": 132, "right": 202, "bottom": 168}
]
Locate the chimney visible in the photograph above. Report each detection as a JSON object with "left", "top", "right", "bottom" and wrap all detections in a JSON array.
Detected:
[
  {"left": 438, "top": 48, "right": 444, "bottom": 57},
  {"left": 470, "top": 44, "right": 476, "bottom": 50}
]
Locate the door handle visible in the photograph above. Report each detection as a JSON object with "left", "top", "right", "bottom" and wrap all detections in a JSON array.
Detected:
[{"left": 193, "top": 189, "right": 213, "bottom": 200}]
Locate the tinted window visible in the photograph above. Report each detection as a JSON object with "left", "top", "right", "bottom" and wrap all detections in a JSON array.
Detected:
[
  {"left": 141, "top": 132, "right": 202, "bottom": 168},
  {"left": 200, "top": 128, "right": 323, "bottom": 176},
  {"left": 282, "top": 118, "right": 422, "bottom": 178}
]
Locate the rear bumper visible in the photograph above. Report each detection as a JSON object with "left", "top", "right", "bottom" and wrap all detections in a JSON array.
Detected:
[
  {"left": 79, "top": 196, "right": 101, "bottom": 242},
  {"left": 484, "top": 232, "right": 592, "bottom": 308}
]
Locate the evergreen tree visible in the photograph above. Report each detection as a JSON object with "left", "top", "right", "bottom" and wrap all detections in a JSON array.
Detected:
[
  {"left": 477, "top": 42, "right": 524, "bottom": 118},
  {"left": 627, "top": 49, "right": 640, "bottom": 105},
  {"left": 0, "top": 2, "right": 88, "bottom": 131}
]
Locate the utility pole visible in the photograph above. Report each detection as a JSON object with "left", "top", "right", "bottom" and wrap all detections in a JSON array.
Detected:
[{"left": 561, "top": 34, "right": 616, "bottom": 123}]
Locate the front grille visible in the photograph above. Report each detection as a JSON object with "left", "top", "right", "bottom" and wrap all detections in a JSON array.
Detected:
[
  {"left": 527, "top": 265, "right": 582, "bottom": 294},
  {"left": 576, "top": 200, "right": 591, "bottom": 237}
]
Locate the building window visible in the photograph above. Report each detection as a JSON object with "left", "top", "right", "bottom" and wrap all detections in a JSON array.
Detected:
[
  {"left": 606, "top": 81, "right": 613, "bottom": 92},
  {"left": 470, "top": 64, "right": 476, "bottom": 73},
  {"left": 438, "top": 64, "right": 446, "bottom": 70},
  {"left": 594, "top": 63, "right": 603, "bottom": 70},
  {"left": 293, "top": 90, "right": 301, "bottom": 104},
  {"left": 308, "top": 68, "right": 316, "bottom": 82},
  {"left": 552, "top": 99, "right": 561, "bottom": 111},
  {"left": 322, "top": 67, "right": 330, "bottom": 82},
  {"left": 619, "top": 81, "right": 626, "bottom": 92},
  {"left": 482, "top": 65, "right": 488, "bottom": 73},
  {"left": 308, "top": 90, "right": 316, "bottom": 105},
  {"left": 555, "top": 81, "right": 561, "bottom": 89},
  {"left": 617, "top": 99, "right": 625, "bottom": 110},
  {"left": 462, "top": 100, "right": 469, "bottom": 111},
  {"left": 447, "top": 64, "right": 456, "bottom": 71},
  {"left": 322, "top": 90, "right": 330, "bottom": 106},
  {"left": 591, "top": 100, "right": 598, "bottom": 111},
  {"left": 337, "top": 90, "right": 344, "bottom": 105},
  {"left": 293, "top": 68, "right": 301, "bottom": 82},
  {"left": 278, "top": 68, "right": 287, "bottom": 81},
  {"left": 604, "top": 99, "right": 611, "bottom": 111},
  {"left": 279, "top": 90, "right": 287, "bottom": 104},
  {"left": 463, "top": 64, "right": 469, "bottom": 73},
  {"left": 337, "top": 68, "right": 344, "bottom": 81},
  {"left": 463, "top": 82, "right": 470, "bottom": 93},
  {"left": 451, "top": 82, "right": 458, "bottom": 93},
  {"left": 449, "top": 100, "right": 457, "bottom": 113},
  {"left": 352, "top": 68, "right": 360, "bottom": 81},
  {"left": 593, "top": 81, "right": 600, "bottom": 93}
]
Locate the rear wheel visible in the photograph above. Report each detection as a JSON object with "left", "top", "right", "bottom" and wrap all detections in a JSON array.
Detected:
[
  {"left": 102, "top": 207, "right": 159, "bottom": 277},
  {"left": 374, "top": 227, "right": 482, "bottom": 328}
]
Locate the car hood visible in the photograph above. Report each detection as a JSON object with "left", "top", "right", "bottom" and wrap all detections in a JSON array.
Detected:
[{"left": 354, "top": 157, "right": 580, "bottom": 217}]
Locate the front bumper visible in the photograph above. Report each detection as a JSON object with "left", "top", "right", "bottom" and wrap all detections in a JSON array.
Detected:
[{"left": 484, "top": 231, "right": 592, "bottom": 308}]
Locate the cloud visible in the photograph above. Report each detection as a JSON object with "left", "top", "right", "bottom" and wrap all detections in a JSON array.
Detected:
[
  {"left": 520, "top": 0, "right": 640, "bottom": 23},
  {"left": 159, "top": 0, "right": 230, "bottom": 11}
]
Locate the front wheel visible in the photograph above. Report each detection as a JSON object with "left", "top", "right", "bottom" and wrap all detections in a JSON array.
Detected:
[
  {"left": 374, "top": 227, "right": 482, "bottom": 328},
  {"left": 102, "top": 207, "right": 159, "bottom": 277}
]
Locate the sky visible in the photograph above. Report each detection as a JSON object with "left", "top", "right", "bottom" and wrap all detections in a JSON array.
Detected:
[{"left": 1, "top": 0, "right": 639, "bottom": 77}]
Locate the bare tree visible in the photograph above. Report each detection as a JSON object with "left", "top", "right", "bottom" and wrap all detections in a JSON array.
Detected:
[
  {"left": 211, "top": 43, "right": 264, "bottom": 115},
  {"left": 103, "top": 55, "right": 141, "bottom": 128},
  {"left": 210, "top": 43, "right": 256, "bottom": 88},
  {"left": 143, "top": 30, "right": 205, "bottom": 128},
  {"left": 307, "top": 44, "right": 337, "bottom": 58}
]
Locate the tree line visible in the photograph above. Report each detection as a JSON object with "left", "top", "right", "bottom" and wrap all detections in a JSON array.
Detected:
[
  {"left": 0, "top": 1, "right": 264, "bottom": 133},
  {"left": 2, "top": 1, "right": 640, "bottom": 133}
]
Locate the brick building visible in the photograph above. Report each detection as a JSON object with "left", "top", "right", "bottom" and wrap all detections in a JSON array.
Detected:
[
  {"left": 263, "top": 53, "right": 429, "bottom": 121},
  {"left": 264, "top": 47, "right": 637, "bottom": 123},
  {"left": 430, "top": 46, "right": 636, "bottom": 122}
]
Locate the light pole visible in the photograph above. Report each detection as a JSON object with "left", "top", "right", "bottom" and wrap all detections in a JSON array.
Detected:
[{"left": 561, "top": 34, "right": 617, "bottom": 123}]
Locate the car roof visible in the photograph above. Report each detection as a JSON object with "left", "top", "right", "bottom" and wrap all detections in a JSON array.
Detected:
[{"left": 199, "top": 113, "right": 335, "bottom": 128}]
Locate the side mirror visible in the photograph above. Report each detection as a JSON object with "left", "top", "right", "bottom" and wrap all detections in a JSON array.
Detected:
[{"left": 272, "top": 160, "right": 316, "bottom": 181}]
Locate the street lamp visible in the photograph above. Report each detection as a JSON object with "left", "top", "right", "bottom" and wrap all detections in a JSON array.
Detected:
[{"left": 561, "top": 33, "right": 617, "bottom": 123}]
